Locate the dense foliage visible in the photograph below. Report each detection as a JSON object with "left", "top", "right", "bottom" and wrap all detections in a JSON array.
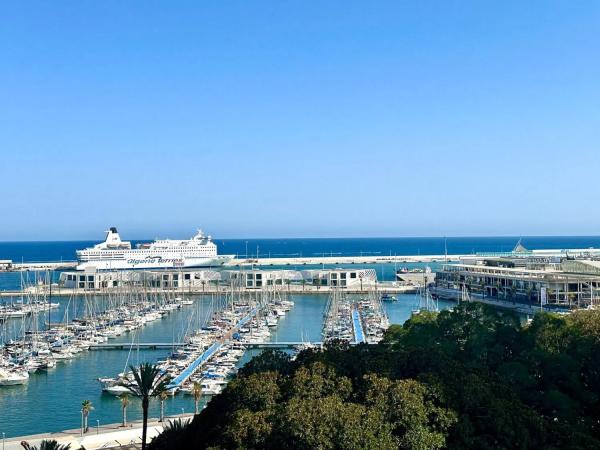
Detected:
[{"left": 149, "top": 303, "right": 600, "bottom": 449}]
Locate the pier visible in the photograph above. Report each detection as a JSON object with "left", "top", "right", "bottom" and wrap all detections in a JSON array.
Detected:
[
  {"left": 228, "top": 254, "right": 460, "bottom": 266},
  {"left": 6, "top": 247, "right": 600, "bottom": 273},
  {"left": 166, "top": 307, "right": 260, "bottom": 389},
  {"left": 167, "top": 342, "right": 223, "bottom": 389},
  {"left": 89, "top": 341, "right": 324, "bottom": 350},
  {"left": 351, "top": 309, "right": 366, "bottom": 344},
  {"left": 89, "top": 342, "right": 187, "bottom": 350}
]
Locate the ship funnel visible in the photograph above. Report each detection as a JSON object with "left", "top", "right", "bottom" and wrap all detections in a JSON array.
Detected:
[{"left": 105, "top": 227, "right": 123, "bottom": 246}]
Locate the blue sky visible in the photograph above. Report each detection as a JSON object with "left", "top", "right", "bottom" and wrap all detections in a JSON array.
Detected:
[{"left": 1, "top": 1, "right": 599, "bottom": 240}]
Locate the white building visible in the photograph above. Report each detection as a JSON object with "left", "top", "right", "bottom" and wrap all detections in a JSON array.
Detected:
[{"left": 301, "top": 269, "right": 377, "bottom": 288}]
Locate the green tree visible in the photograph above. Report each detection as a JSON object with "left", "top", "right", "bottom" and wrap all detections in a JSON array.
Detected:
[
  {"left": 81, "top": 399, "right": 93, "bottom": 433},
  {"left": 192, "top": 381, "right": 202, "bottom": 415},
  {"left": 159, "top": 390, "right": 168, "bottom": 422},
  {"left": 120, "top": 393, "right": 130, "bottom": 427},
  {"left": 122, "top": 363, "right": 171, "bottom": 450}
]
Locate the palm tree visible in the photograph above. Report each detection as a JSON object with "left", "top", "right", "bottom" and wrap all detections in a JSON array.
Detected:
[
  {"left": 81, "top": 400, "right": 93, "bottom": 433},
  {"left": 159, "top": 390, "right": 169, "bottom": 422},
  {"left": 191, "top": 381, "right": 202, "bottom": 415},
  {"left": 122, "top": 363, "right": 171, "bottom": 450},
  {"left": 20, "top": 440, "right": 71, "bottom": 450},
  {"left": 120, "top": 393, "right": 130, "bottom": 427}
]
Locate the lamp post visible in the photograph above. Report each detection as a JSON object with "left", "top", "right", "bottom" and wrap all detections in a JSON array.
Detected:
[{"left": 2, "top": 431, "right": 5, "bottom": 450}]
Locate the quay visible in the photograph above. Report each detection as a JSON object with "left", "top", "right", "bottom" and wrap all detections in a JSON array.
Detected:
[
  {"left": 1, "top": 254, "right": 459, "bottom": 272},
  {"left": 5, "top": 247, "right": 600, "bottom": 272},
  {"left": 229, "top": 254, "right": 460, "bottom": 266},
  {"left": 2, "top": 413, "right": 195, "bottom": 450}
]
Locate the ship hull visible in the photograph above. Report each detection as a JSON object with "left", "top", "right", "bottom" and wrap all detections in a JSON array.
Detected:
[{"left": 76, "top": 255, "right": 233, "bottom": 271}]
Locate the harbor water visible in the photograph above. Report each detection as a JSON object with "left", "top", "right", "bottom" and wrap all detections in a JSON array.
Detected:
[{"left": 0, "top": 291, "right": 453, "bottom": 438}]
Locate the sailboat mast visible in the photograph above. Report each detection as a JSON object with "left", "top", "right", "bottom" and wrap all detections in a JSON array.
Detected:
[{"left": 48, "top": 270, "right": 52, "bottom": 331}]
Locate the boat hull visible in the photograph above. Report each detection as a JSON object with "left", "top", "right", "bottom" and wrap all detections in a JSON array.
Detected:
[
  {"left": 0, "top": 375, "right": 29, "bottom": 386},
  {"left": 77, "top": 255, "right": 233, "bottom": 271}
]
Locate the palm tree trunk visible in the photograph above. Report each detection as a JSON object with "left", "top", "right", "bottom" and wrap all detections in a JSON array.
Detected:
[
  {"left": 194, "top": 398, "right": 198, "bottom": 415},
  {"left": 142, "top": 397, "right": 149, "bottom": 450},
  {"left": 160, "top": 400, "right": 164, "bottom": 422},
  {"left": 122, "top": 406, "right": 127, "bottom": 427},
  {"left": 84, "top": 414, "right": 88, "bottom": 433}
]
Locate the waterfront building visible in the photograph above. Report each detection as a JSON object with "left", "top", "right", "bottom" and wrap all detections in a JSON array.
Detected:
[
  {"left": 58, "top": 268, "right": 380, "bottom": 291},
  {"left": 300, "top": 269, "right": 377, "bottom": 288},
  {"left": 221, "top": 270, "right": 303, "bottom": 288},
  {"left": 59, "top": 269, "right": 222, "bottom": 290},
  {"left": 433, "top": 256, "right": 600, "bottom": 307}
]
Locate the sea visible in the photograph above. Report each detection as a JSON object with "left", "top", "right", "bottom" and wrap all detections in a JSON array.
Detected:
[{"left": 1, "top": 236, "right": 599, "bottom": 438}]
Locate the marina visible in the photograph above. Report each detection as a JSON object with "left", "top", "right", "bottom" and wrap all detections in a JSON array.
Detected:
[
  {"left": 2, "top": 4, "right": 597, "bottom": 446},
  {"left": 322, "top": 288, "right": 389, "bottom": 344},
  {"left": 0, "top": 286, "right": 455, "bottom": 439},
  {"left": 1, "top": 237, "right": 599, "bottom": 440}
]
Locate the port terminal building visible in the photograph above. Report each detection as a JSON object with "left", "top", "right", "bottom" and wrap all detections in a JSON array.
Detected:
[
  {"left": 433, "top": 255, "right": 600, "bottom": 308},
  {"left": 58, "top": 268, "right": 378, "bottom": 291}
]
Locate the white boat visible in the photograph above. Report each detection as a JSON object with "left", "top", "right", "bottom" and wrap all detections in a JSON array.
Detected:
[
  {"left": 103, "top": 384, "right": 130, "bottom": 396},
  {"left": 0, "top": 368, "right": 29, "bottom": 386},
  {"left": 76, "top": 228, "right": 234, "bottom": 270},
  {"left": 51, "top": 349, "right": 74, "bottom": 360},
  {"left": 201, "top": 381, "right": 223, "bottom": 396}
]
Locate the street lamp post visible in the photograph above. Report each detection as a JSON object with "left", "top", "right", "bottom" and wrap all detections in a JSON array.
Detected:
[{"left": 2, "top": 431, "right": 6, "bottom": 450}]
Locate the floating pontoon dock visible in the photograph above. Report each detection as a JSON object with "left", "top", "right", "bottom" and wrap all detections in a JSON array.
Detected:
[{"left": 351, "top": 309, "right": 366, "bottom": 344}]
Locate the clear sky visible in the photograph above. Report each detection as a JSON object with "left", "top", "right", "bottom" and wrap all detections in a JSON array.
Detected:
[{"left": 1, "top": 1, "right": 599, "bottom": 240}]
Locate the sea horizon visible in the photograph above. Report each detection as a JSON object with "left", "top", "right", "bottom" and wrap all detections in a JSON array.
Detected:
[{"left": 2, "top": 235, "right": 600, "bottom": 264}]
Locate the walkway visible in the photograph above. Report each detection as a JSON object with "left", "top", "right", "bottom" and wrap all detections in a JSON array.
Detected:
[
  {"left": 2, "top": 414, "right": 195, "bottom": 450},
  {"left": 351, "top": 309, "right": 366, "bottom": 344},
  {"left": 166, "top": 307, "right": 259, "bottom": 389}
]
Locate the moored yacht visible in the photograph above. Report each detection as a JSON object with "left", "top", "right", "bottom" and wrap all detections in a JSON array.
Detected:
[{"left": 0, "top": 367, "right": 29, "bottom": 386}]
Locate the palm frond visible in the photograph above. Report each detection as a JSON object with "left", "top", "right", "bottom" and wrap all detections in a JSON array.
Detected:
[{"left": 122, "top": 363, "right": 172, "bottom": 397}]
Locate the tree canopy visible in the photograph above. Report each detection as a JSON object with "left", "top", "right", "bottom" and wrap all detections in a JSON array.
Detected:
[{"left": 149, "top": 304, "right": 600, "bottom": 449}]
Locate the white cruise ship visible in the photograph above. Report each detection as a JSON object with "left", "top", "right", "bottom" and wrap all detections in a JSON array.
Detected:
[{"left": 76, "top": 228, "right": 233, "bottom": 271}]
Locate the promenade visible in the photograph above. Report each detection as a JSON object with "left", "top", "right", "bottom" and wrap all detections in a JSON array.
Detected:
[
  {"left": 5, "top": 246, "right": 600, "bottom": 273},
  {"left": 1, "top": 253, "right": 461, "bottom": 273},
  {"left": 2, "top": 414, "right": 194, "bottom": 450}
]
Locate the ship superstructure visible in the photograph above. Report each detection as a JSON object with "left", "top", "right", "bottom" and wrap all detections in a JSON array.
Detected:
[{"left": 76, "top": 228, "right": 233, "bottom": 270}]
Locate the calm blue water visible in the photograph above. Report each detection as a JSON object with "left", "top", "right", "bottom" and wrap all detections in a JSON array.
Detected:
[{"left": 2, "top": 236, "right": 600, "bottom": 262}]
